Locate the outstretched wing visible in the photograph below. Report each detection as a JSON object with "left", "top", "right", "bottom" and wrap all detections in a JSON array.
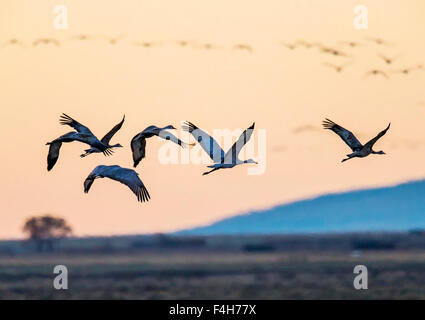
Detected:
[
  {"left": 322, "top": 118, "right": 363, "bottom": 152},
  {"left": 101, "top": 115, "right": 125, "bottom": 145},
  {"left": 83, "top": 176, "right": 95, "bottom": 193},
  {"left": 130, "top": 133, "right": 147, "bottom": 167},
  {"left": 46, "top": 141, "right": 62, "bottom": 171},
  {"left": 223, "top": 122, "right": 255, "bottom": 164},
  {"left": 84, "top": 165, "right": 150, "bottom": 202},
  {"left": 157, "top": 129, "right": 193, "bottom": 148},
  {"left": 110, "top": 167, "right": 150, "bottom": 202},
  {"left": 59, "top": 113, "right": 94, "bottom": 136},
  {"left": 364, "top": 123, "right": 391, "bottom": 149},
  {"left": 182, "top": 121, "right": 225, "bottom": 163}
]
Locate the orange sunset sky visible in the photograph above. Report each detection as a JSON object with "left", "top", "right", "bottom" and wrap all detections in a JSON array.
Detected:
[{"left": 1, "top": 1, "right": 425, "bottom": 239}]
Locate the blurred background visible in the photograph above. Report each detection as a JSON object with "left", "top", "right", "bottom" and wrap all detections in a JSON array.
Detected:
[{"left": 1, "top": 0, "right": 425, "bottom": 299}]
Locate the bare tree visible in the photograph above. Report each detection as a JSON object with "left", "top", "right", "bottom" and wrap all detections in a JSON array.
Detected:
[{"left": 22, "top": 215, "right": 72, "bottom": 252}]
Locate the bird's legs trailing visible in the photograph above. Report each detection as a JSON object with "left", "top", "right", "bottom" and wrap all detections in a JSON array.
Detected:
[
  {"left": 202, "top": 167, "right": 220, "bottom": 176},
  {"left": 341, "top": 155, "right": 355, "bottom": 162},
  {"left": 341, "top": 152, "right": 357, "bottom": 163},
  {"left": 81, "top": 147, "right": 114, "bottom": 157},
  {"left": 80, "top": 149, "right": 94, "bottom": 158}
]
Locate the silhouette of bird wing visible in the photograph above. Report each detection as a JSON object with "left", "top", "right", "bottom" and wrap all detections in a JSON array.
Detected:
[
  {"left": 59, "top": 113, "right": 95, "bottom": 136},
  {"left": 46, "top": 141, "right": 62, "bottom": 171},
  {"left": 157, "top": 129, "right": 193, "bottom": 148},
  {"left": 46, "top": 132, "right": 84, "bottom": 171},
  {"left": 182, "top": 121, "right": 225, "bottom": 163},
  {"left": 363, "top": 123, "right": 391, "bottom": 149},
  {"left": 322, "top": 118, "right": 363, "bottom": 151},
  {"left": 84, "top": 165, "right": 150, "bottom": 202},
  {"left": 130, "top": 132, "right": 147, "bottom": 168},
  {"left": 223, "top": 122, "right": 255, "bottom": 163},
  {"left": 101, "top": 115, "right": 125, "bottom": 145}
]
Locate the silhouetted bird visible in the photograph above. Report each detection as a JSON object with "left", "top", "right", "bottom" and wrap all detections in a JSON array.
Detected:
[
  {"left": 323, "top": 62, "right": 352, "bottom": 73},
  {"left": 364, "top": 69, "right": 389, "bottom": 78},
  {"left": 319, "top": 46, "right": 348, "bottom": 57},
  {"left": 182, "top": 121, "right": 258, "bottom": 175},
  {"left": 132, "top": 41, "right": 161, "bottom": 48},
  {"left": 338, "top": 41, "right": 364, "bottom": 48},
  {"left": 194, "top": 42, "right": 223, "bottom": 50},
  {"left": 100, "top": 34, "right": 125, "bottom": 45},
  {"left": 365, "top": 37, "right": 392, "bottom": 46},
  {"left": 33, "top": 38, "right": 60, "bottom": 47},
  {"left": 233, "top": 44, "right": 253, "bottom": 53},
  {"left": 1, "top": 38, "right": 26, "bottom": 48},
  {"left": 80, "top": 115, "right": 125, "bottom": 158},
  {"left": 68, "top": 34, "right": 93, "bottom": 41},
  {"left": 378, "top": 53, "right": 401, "bottom": 65},
  {"left": 391, "top": 65, "right": 423, "bottom": 75},
  {"left": 46, "top": 114, "right": 118, "bottom": 171},
  {"left": 323, "top": 118, "right": 390, "bottom": 162},
  {"left": 84, "top": 165, "right": 150, "bottom": 202},
  {"left": 280, "top": 42, "right": 297, "bottom": 50},
  {"left": 295, "top": 40, "right": 322, "bottom": 49},
  {"left": 131, "top": 125, "right": 193, "bottom": 167},
  {"left": 175, "top": 40, "right": 188, "bottom": 47}
]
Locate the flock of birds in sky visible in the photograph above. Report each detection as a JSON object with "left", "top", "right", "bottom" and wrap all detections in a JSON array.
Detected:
[
  {"left": 5, "top": 33, "right": 414, "bottom": 202},
  {"left": 280, "top": 37, "right": 423, "bottom": 78},
  {"left": 46, "top": 114, "right": 258, "bottom": 202},
  {"left": 46, "top": 113, "right": 390, "bottom": 203},
  {"left": 2, "top": 35, "right": 424, "bottom": 78}
]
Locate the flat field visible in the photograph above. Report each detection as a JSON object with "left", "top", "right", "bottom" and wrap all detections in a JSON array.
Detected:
[{"left": 1, "top": 249, "right": 425, "bottom": 299}]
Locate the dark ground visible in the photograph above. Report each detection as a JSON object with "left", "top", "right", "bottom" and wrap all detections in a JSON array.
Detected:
[{"left": 0, "top": 232, "right": 425, "bottom": 299}]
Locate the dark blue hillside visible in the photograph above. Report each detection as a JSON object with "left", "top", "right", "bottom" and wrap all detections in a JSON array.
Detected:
[{"left": 177, "top": 180, "right": 425, "bottom": 235}]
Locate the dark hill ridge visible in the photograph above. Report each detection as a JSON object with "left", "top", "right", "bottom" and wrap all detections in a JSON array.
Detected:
[{"left": 177, "top": 179, "right": 425, "bottom": 235}]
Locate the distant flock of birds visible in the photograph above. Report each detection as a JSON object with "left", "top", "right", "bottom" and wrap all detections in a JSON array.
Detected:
[
  {"left": 5, "top": 34, "right": 409, "bottom": 201},
  {"left": 46, "top": 113, "right": 390, "bottom": 203},
  {"left": 1, "top": 35, "right": 254, "bottom": 53},
  {"left": 280, "top": 37, "right": 423, "bottom": 78},
  {"left": 3, "top": 35, "right": 423, "bottom": 79}
]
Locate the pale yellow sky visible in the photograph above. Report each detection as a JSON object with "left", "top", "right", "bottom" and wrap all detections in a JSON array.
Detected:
[{"left": 1, "top": 1, "right": 425, "bottom": 239}]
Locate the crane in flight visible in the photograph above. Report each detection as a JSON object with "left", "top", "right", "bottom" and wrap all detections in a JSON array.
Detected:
[
  {"left": 323, "top": 118, "right": 390, "bottom": 162},
  {"left": 182, "top": 121, "right": 258, "bottom": 175},
  {"left": 84, "top": 165, "right": 150, "bottom": 202}
]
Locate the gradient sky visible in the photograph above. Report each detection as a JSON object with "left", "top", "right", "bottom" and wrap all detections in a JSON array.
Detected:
[{"left": 1, "top": 1, "right": 425, "bottom": 239}]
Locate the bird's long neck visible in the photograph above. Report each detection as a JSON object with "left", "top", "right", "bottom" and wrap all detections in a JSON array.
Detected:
[{"left": 161, "top": 125, "right": 173, "bottom": 131}]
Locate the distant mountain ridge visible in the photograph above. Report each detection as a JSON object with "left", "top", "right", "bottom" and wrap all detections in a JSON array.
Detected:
[{"left": 177, "top": 179, "right": 425, "bottom": 235}]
